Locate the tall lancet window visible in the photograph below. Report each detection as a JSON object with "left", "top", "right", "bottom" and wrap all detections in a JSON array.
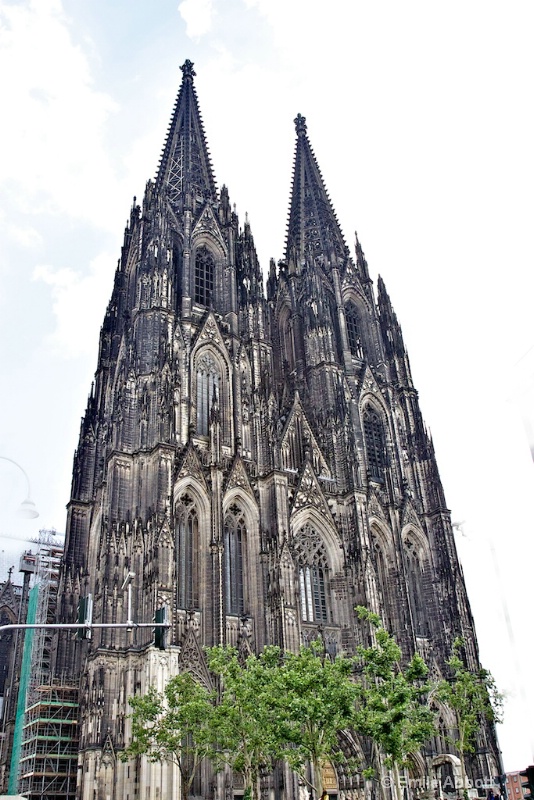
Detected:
[
  {"left": 370, "top": 531, "right": 392, "bottom": 631},
  {"left": 224, "top": 504, "right": 246, "bottom": 616},
  {"left": 194, "top": 246, "right": 215, "bottom": 306},
  {"left": 363, "top": 406, "right": 386, "bottom": 480},
  {"left": 345, "top": 302, "right": 364, "bottom": 358},
  {"left": 196, "top": 353, "right": 219, "bottom": 436},
  {"left": 176, "top": 494, "right": 199, "bottom": 610},
  {"left": 294, "top": 523, "right": 329, "bottom": 624},
  {"left": 280, "top": 308, "right": 295, "bottom": 373},
  {"left": 404, "top": 536, "right": 428, "bottom": 636}
]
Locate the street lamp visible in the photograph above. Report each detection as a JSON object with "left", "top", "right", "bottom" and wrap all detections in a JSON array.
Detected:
[{"left": 0, "top": 456, "right": 39, "bottom": 519}]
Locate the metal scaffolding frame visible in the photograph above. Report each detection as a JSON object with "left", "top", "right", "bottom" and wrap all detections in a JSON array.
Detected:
[
  {"left": 15, "top": 540, "right": 78, "bottom": 800},
  {"left": 27, "top": 544, "right": 62, "bottom": 699}
]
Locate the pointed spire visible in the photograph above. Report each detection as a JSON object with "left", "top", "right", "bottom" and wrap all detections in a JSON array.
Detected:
[
  {"left": 155, "top": 60, "right": 217, "bottom": 210},
  {"left": 236, "top": 215, "right": 264, "bottom": 303},
  {"left": 377, "top": 275, "right": 405, "bottom": 358},
  {"left": 354, "top": 231, "right": 370, "bottom": 282},
  {"left": 285, "top": 114, "right": 348, "bottom": 267}
]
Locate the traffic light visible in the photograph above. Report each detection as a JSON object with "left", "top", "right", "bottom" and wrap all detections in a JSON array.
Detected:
[
  {"left": 154, "top": 606, "right": 168, "bottom": 650},
  {"left": 77, "top": 594, "right": 93, "bottom": 640},
  {"left": 520, "top": 767, "right": 534, "bottom": 800}
]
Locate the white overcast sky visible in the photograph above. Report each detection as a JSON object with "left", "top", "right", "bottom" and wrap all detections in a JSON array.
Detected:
[{"left": 0, "top": 0, "right": 533, "bottom": 772}]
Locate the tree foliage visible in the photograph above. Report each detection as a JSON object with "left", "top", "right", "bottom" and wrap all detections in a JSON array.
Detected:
[
  {"left": 436, "top": 637, "right": 503, "bottom": 795},
  {"left": 273, "top": 640, "right": 360, "bottom": 797},
  {"left": 207, "top": 645, "right": 283, "bottom": 800},
  {"left": 121, "top": 672, "right": 215, "bottom": 800},
  {"left": 123, "top": 620, "right": 500, "bottom": 800},
  {"left": 353, "top": 607, "right": 435, "bottom": 799}
]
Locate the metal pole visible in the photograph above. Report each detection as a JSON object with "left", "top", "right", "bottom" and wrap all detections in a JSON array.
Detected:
[{"left": 0, "top": 622, "right": 171, "bottom": 632}]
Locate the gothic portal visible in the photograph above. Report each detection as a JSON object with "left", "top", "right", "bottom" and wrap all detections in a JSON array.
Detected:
[{"left": 55, "top": 61, "right": 500, "bottom": 799}]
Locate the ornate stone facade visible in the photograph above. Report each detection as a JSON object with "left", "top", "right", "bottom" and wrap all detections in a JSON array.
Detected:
[{"left": 54, "top": 60, "right": 500, "bottom": 799}]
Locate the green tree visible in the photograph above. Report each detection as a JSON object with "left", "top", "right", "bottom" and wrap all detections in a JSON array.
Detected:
[
  {"left": 273, "top": 640, "right": 360, "bottom": 798},
  {"left": 207, "top": 645, "right": 283, "bottom": 800},
  {"left": 353, "top": 607, "right": 435, "bottom": 800},
  {"left": 436, "top": 637, "right": 503, "bottom": 798},
  {"left": 121, "top": 672, "right": 215, "bottom": 800}
]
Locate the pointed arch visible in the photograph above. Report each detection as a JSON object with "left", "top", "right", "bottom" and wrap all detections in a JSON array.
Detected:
[
  {"left": 280, "top": 400, "right": 331, "bottom": 477},
  {"left": 195, "top": 350, "right": 219, "bottom": 435},
  {"left": 341, "top": 287, "right": 378, "bottom": 362},
  {"left": 402, "top": 526, "right": 431, "bottom": 637},
  {"left": 191, "top": 336, "right": 233, "bottom": 445},
  {"left": 345, "top": 300, "right": 364, "bottom": 358},
  {"left": 294, "top": 524, "right": 329, "bottom": 623},
  {"left": 369, "top": 522, "right": 394, "bottom": 631},
  {"left": 173, "top": 480, "right": 210, "bottom": 613},
  {"left": 175, "top": 493, "right": 200, "bottom": 610},
  {"left": 223, "top": 503, "right": 246, "bottom": 616},
  {"left": 278, "top": 303, "right": 295, "bottom": 373},
  {"left": 291, "top": 511, "right": 342, "bottom": 626},
  {"left": 194, "top": 245, "right": 214, "bottom": 306},
  {"left": 290, "top": 507, "right": 343, "bottom": 574},
  {"left": 362, "top": 403, "right": 387, "bottom": 480},
  {"left": 190, "top": 220, "right": 228, "bottom": 312},
  {"left": 222, "top": 489, "right": 260, "bottom": 621}
]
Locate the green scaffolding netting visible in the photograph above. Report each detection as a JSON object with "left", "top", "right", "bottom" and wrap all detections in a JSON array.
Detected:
[{"left": 8, "top": 583, "right": 38, "bottom": 795}]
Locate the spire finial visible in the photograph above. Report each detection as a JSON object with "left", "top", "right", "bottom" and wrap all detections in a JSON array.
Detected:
[
  {"left": 180, "top": 59, "right": 196, "bottom": 80},
  {"left": 294, "top": 113, "right": 307, "bottom": 135}
]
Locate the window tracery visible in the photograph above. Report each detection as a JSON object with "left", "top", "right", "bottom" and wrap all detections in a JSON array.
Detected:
[
  {"left": 293, "top": 523, "right": 329, "bottom": 623},
  {"left": 363, "top": 406, "right": 386, "bottom": 480},
  {"left": 194, "top": 246, "right": 214, "bottom": 306},
  {"left": 370, "top": 531, "right": 392, "bottom": 630},
  {"left": 280, "top": 308, "right": 295, "bottom": 373},
  {"left": 224, "top": 503, "right": 246, "bottom": 616},
  {"left": 196, "top": 352, "right": 219, "bottom": 436},
  {"left": 345, "top": 301, "right": 363, "bottom": 358},
  {"left": 176, "top": 493, "right": 199, "bottom": 609},
  {"left": 404, "top": 535, "right": 427, "bottom": 636}
]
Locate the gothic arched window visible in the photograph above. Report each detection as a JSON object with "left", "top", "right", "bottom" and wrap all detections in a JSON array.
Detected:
[
  {"left": 293, "top": 523, "right": 329, "bottom": 623},
  {"left": 404, "top": 536, "right": 427, "bottom": 636},
  {"left": 176, "top": 494, "right": 199, "bottom": 610},
  {"left": 194, "top": 246, "right": 215, "bottom": 306},
  {"left": 363, "top": 406, "right": 386, "bottom": 480},
  {"left": 196, "top": 353, "right": 220, "bottom": 436},
  {"left": 280, "top": 308, "right": 295, "bottom": 373},
  {"left": 224, "top": 504, "right": 246, "bottom": 616},
  {"left": 370, "top": 532, "right": 392, "bottom": 631},
  {"left": 299, "top": 565, "right": 327, "bottom": 622},
  {"left": 345, "top": 302, "right": 363, "bottom": 358}
]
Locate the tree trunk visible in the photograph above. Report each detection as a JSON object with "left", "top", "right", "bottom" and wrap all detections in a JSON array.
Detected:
[
  {"left": 393, "top": 763, "right": 402, "bottom": 800},
  {"left": 243, "top": 766, "right": 255, "bottom": 800},
  {"left": 312, "top": 755, "right": 323, "bottom": 799},
  {"left": 181, "top": 772, "right": 190, "bottom": 800},
  {"left": 459, "top": 729, "right": 469, "bottom": 800},
  {"left": 459, "top": 752, "right": 469, "bottom": 800}
]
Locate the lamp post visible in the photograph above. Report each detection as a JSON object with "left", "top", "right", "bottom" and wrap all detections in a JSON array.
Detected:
[{"left": 0, "top": 456, "right": 39, "bottom": 519}]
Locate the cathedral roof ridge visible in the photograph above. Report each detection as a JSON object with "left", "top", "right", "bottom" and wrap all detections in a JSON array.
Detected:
[{"left": 154, "top": 59, "right": 218, "bottom": 210}]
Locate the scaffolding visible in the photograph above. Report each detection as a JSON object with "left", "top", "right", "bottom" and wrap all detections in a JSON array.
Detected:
[
  {"left": 18, "top": 685, "right": 78, "bottom": 800},
  {"left": 10, "top": 537, "right": 78, "bottom": 800},
  {"left": 27, "top": 544, "right": 62, "bottom": 697}
]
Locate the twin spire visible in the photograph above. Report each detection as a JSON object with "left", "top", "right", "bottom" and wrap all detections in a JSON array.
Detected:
[
  {"left": 285, "top": 113, "right": 348, "bottom": 266},
  {"left": 156, "top": 61, "right": 349, "bottom": 267},
  {"left": 155, "top": 59, "right": 217, "bottom": 208}
]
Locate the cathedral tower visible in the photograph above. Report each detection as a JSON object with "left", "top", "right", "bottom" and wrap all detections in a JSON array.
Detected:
[{"left": 54, "top": 61, "right": 499, "bottom": 799}]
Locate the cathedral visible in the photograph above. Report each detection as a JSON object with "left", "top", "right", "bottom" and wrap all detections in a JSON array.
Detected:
[{"left": 54, "top": 60, "right": 500, "bottom": 799}]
